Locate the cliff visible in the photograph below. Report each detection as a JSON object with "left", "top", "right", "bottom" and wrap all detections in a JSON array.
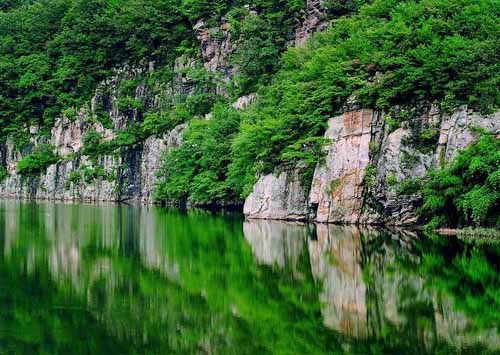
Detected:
[
  {"left": 0, "top": 1, "right": 329, "bottom": 204},
  {"left": 244, "top": 107, "right": 500, "bottom": 225},
  {"left": 0, "top": 66, "right": 187, "bottom": 202},
  {"left": 0, "top": 12, "right": 234, "bottom": 202},
  {"left": 1, "top": 0, "right": 498, "bottom": 226}
]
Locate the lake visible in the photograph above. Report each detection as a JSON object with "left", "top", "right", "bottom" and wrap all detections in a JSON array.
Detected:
[{"left": 0, "top": 200, "right": 498, "bottom": 354}]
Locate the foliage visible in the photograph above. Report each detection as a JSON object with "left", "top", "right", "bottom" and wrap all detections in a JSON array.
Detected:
[
  {"left": 363, "top": 164, "right": 378, "bottom": 187},
  {"left": 0, "top": 0, "right": 195, "bottom": 148},
  {"left": 81, "top": 164, "right": 114, "bottom": 184},
  {"left": 415, "top": 238, "right": 500, "bottom": 332},
  {"left": 457, "top": 227, "right": 500, "bottom": 245},
  {"left": 81, "top": 130, "right": 106, "bottom": 160},
  {"left": 418, "top": 134, "right": 500, "bottom": 228},
  {"left": 397, "top": 177, "right": 422, "bottom": 195},
  {"left": 0, "top": 165, "right": 8, "bottom": 182},
  {"left": 225, "top": 0, "right": 499, "bottom": 203},
  {"left": 227, "top": 1, "right": 305, "bottom": 96},
  {"left": 2, "top": 0, "right": 499, "bottom": 211},
  {"left": 16, "top": 144, "right": 59, "bottom": 176},
  {"left": 1, "top": 201, "right": 498, "bottom": 353},
  {"left": 156, "top": 104, "right": 241, "bottom": 205}
]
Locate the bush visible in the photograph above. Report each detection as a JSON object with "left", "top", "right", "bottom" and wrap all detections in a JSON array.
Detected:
[
  {"left": 0, "top": 166, "right": 8, "bottom": 182},
  {"left": 228, "top": 0, "right": 500, "bottom": 203},
  {"left": 156, "top": 104, "right": 241, "bottom": 205},
  {"left": 419, "top": 134, "right": 500, "bottom": 228},
  {"left": 16, "top": 144, "right": 60, "bottom": 176}
]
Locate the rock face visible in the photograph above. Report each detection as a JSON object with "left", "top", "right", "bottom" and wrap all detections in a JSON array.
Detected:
[
  {"left": 243, "top": 170, "right": 309, "bottom": 221},
  {"left": 0, "top": 67, "right": 187, "bottom": 203},
  {"left": 361, "top": 107, "right": 500, "bottom": 225},
  {"left": 194, "top": 18, "right": 233, "bottom": 95},
  {"left": 0, "top": 10, "right": 324, "bottom": 205},
  {"left": 294, "top": 0, "right": 329, "bottom": 46},
  {"left": 309, "top": 109, "right": 375, "bottom": 223},
  {"left": 244, "top": 107, "right": 500, "bottom": 225}
]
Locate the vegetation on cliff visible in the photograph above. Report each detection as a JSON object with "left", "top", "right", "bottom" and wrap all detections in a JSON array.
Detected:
[
  {"left": 158, "top": 0, "right": 500, "bottom": 205},
  {"left": 417, "top": 133, "right": 500, "bottom": 228}
]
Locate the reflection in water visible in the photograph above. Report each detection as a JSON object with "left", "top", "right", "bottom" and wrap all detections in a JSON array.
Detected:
[
  {"left": 243, "top": 220, "right": 308, "bottom": 276},
  {"left": 0, "top": 200, "right": 499, "bottom": 354},
  {"left": 244, "top": 220, "right": 500, "bottom": 353},
  {"left": 309, "top": 225, "right": 368, "bottom": 338}
]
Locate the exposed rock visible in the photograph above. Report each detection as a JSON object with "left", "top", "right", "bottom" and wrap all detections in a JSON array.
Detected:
[
  {"left": 309, "top": 109, "right": 375, "bottom": 223},
  {"left": 245, "top": 107, "right": 499, "bottom": 225},
  {"left": 294, "top": 0, "right": 329, "bottom": 46},
  {"left": 232, "top": 93, "right": 257, "bottom": 110},
  {"left": 436, "top": 107, "right": 500, "bottom": 164},
  {"left": 361, "top": 126, "right": 434, "bottom": 225},
  {"left": 361, "top": 107, "right": 500, "bottom": 225},
  {"left": 0, "top": 67, "right": 187, "bottom": 203},
  {"left": 194, "top": 18, "right": 233, "bottom": 94},
  {"left": 134, "top": 124, "right": 186, "bottom": 203},
  {"left": 243, "top": 170, "right": 308, "bottom": 221}
]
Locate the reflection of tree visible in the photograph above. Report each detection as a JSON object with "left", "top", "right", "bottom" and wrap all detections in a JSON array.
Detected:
[
  {"left": 0, "top": 202, "right": 338, "bottom": 354},
  {"left": 0, "top": 200, "right": 499, "bottom": 354},
  {"left": 304, "top": 225, "right": 500, "bottom": 353}
]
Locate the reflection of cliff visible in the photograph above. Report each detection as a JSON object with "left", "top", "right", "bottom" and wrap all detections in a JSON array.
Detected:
[
  {"left": 1, "top": 201, "right": 499, "bottom": 353},
  {"left": 243, "top": 220, "right": 307, "bottom": 271},
  {"left": 309, "top": 225, "right": 367, "bottom": 338},
  {"left": 0, "top": 201, "right": 238, "bottom": 353},
  {"left": 308, "top": 225, "right": 500, "bottom": 351},
  {"left": 243, "top": 220, "right": 500, "bottom": 351}
]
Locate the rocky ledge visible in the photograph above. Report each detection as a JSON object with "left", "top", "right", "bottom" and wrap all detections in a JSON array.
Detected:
[{"left": 244, "top": 107, "right": 500, "bottom": 226}]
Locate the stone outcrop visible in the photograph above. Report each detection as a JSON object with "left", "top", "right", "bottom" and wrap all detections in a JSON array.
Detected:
[
  {"left": 0, "top": 67, "right": 187, "bottom": 203},
  {"left": 194, "top": 18, "right": 233, "bottom": 95},
  {"left": 309, "top": 109, "right": 375, "bottom": 224},
  {"left": 232, "top": 93, "right": 257, "bottom": 110},
  {"left": 245, "top": 107, "right": 500, "bottom": 225},
  {"left": 294, "top": 0, "right": 329, "bottom": 46},
  {"left": 243, "top": 170, "right": 309, "bottom": 221},
  {"left": 361, "top": 107, "right": 500, "bottom": 225}
]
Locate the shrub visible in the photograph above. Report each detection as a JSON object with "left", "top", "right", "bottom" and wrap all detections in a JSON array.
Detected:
[
  {"left": 16, "top": 144, "right": 59, "bottom": 177},
  {"left": 0, "top": 166, "right": 8, "bottom": 182},
  {"left": 419, "top": 134, "right": 500, "bottom": 228},
  {"left": 156, "top": 104, "right": 241, "bottom": 205},
  {"left": 228, "top": 0, "right": 500, "bottom": 204}
]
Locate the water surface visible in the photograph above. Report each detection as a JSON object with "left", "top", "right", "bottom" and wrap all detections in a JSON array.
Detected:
[{"left": 0, "top": 200, "right": 499, "bottom": 354}]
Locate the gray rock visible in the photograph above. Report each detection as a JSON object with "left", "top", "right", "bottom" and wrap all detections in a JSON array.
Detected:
[
  {"left": 243, "top": 170, "right": 308, "bottom": 221},
  {"left": 361, "top": 107, "right": 500, "bottom": 225},
  {"left": 0, "top": 67, "right": 187, "bottom": 203},
  {"left": 245, "top": 106, "right": 499, "bottom": 225},
  {"left": 232, "top": 93, "right": 257, "bottom": 110},
  {"left": 294, "top": 0, "right": 329, "bottom": 46},
  {"left": 309, "top": 109, "right": 375, "bottom": 224}
]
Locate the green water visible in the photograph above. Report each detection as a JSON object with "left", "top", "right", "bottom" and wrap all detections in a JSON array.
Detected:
[{"left": 0, "top": 201, "right": 498, "bottom": 354}]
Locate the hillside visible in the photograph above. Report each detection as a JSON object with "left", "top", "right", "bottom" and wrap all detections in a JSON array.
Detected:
[{"left": 0, "top": 0, "right": 499, "bottom": 228}]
